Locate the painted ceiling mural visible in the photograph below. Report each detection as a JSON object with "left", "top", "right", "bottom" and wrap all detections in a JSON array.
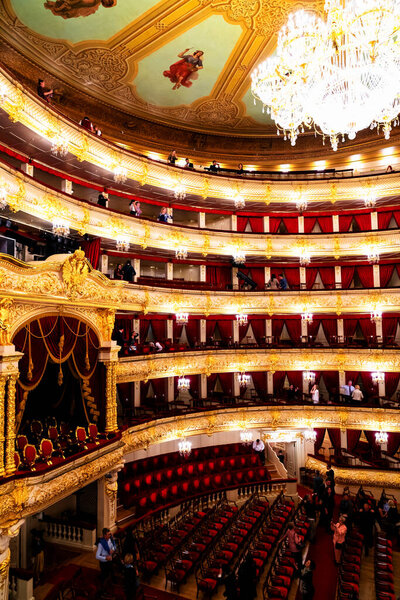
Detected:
[{"left": 0, "top": 0, "right": 324, "bottom": 135}]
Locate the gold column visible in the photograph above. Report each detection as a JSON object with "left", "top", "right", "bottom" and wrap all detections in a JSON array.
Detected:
[
  {"left": 5, "top": 374, "right": 17, "bottom": 476},
  {"left": 0, "top": 548, "right": 10, "bottom": 600},
  {"left": 104, "top": 361, "right": 118, "bottom": 434},
  {"left": 0, "top": 376, "right": 6, "bottom": 477}
]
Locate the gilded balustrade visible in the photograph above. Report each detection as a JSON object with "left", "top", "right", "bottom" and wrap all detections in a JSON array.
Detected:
[
  {"left": 1, "top": 67, "right": 400, "bottom": 207},
  {"left": 1, "top": 162, "right": 399, "bottom": 260}
]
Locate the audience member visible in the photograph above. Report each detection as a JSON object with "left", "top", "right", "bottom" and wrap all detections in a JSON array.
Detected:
[
  {"left": 79, "top": 116, "right": 101, "bottom": 136},
  {"left": 386, "top": 165, "right": 393, "bottom": 173},
  {"left": 342, "top": 379, "right": 355, "bottom": 402},
  {"left": 122, "top": 260, "right": 136, "bottom": 283},
  {"left": 266, "top": 273, "right": 280, "bottom": 289},
  {"left": 158, "top": 207, "right": 169, "bottom": 223},
  {"left": 222, "top": 567, "right": 238, "bottom": 600},
  {"left": 238, "top": 554, "right": 257, "bottom": 600},
  {"left": 277, "top": 449, "right": 285, "bottom": 464},
  {"left": 339, "top": 493, "right": 353, "bottom": 524},
  {"left": 326, "top": 463, "right": 335, "bottom": 487},
  {"left": 122, "top": 528, "right": 140, "bottom": 560},
  {"left": 358, "top": 502, "right": 375, "bottom": 556},
  {"left": 128, "top": 332, "right": 139, "bottom": 352},
  {"left": 114, "top": 263, "right": 124, "bottom": 280},
  {"left": 37, "top": 79, "right": 53, "bottom": 102},
  {"left": 351, "top": 384, "right": 363, "bottom": 402},
  {"left": 114, "top": 327, "right": 125, "bottom": 349},
  {"left": 237, "top": 163, "right": 244, "bottom": 174},
  {"left": 321, "top": 486, "right": 335, "bottom": 531},
  {"left": 313, "top": 472, "right": 324, "bottom": 497},
  {"left": 32, "top": 529, "right": 45, "bottom": 585},
  {"left": 310, "top": 383, "right": 319, "bottom": 404},
  {"left": 154, "top": 341, "right": 163, "bottom": 352},
  {"left": 303, "top": 494, "right": 318, "bottom": 542},
  {"left": 299, "top": 558, "right": 315, "bottom": 600},
  {"left": 280, "top": 522, "right": 302, "bottom": 574},
  {"left": 184, "top": 158, "right": 194, "bottom": 169},
  {"left": 129, "top": 200, "right": 142, "bottom": 217},
  {"left": 96, "top": 528, "right": 116, "bottom": 589},
  {"left": 278, "top": 273, "right": 289, "bottom": 290},
  {"left": 123, "top": 553, "right": 139, "bottom": 600},
  {"left": 252, "top": 438, "right": 265, "bottom": 465},
  {"left": 209, "top": 160, "right": 220, "bottom": 173},
  {"left": 331, "top": 515, "right": 347, "bottom": 565},
  {"left": 167, "top": 150, "right": 177, "bottom": 164},
  {"left": 98, "top": 190, "right": 108, "bottom": 207}
]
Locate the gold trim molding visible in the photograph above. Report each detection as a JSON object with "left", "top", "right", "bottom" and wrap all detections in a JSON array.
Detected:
[{"left": 306, "top": 455, "right": 400, "bottom": 490}]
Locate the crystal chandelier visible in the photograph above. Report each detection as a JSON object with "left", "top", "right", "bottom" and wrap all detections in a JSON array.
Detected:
[
  {"left": 178, "top": 438, "right": 192, "bottom": 458},
  {"left": 175, "top": 247, "right": 187, "bottom": 260},
  {"left": 299, "top": 251, "right": 311, "bottom": 266},
  {"left": 240, "top": 430, "right": 253, "bottom": 445},
  {"left": 292, "top": 190, "right": 307, "bottom": 212},
  {"left": 174, "top": 184, "right": 186, "bottom": 201},
  {"left": 52, "top": 219, "right": 70, "bottom": 237},
  {"left": 113, "top": 166, "right": 127, "bottom": 184},
  {"left": 371, "top": 371, "right": 385, "bottom": 384},
  {"left": 364, "top": 188, "right": 377, "bottom": 208},
  {"left": 303, "top": 371, "right": 316, "bottom": 383},
  {"left": 0, "top": 186, "right": 8, "bottom": 210},
  {"left": 251, "top": 1, "right": 400, "bottom": 151},
  {"left": 301, "top": 312, "right": 313, "bottom": 324},
  {"left": 236, "top": 313, "right": 248, "bottom": 327},
  {"left": 176, "top": 312, "right": 189, "bottom": 325},
  {"left": 367, "top": 247, "right": 380, "bottom": 264},
  {"left": 370, "top": 308, "right": 382, "bottom": 323},
  {"left": 237, "top": 372, "right": 251, "bottom": 387},
  {"left": 116, "top": 237, "right": 130, "bottom": 252},
  {"left": 375, "top": 430, "right": 388, "bottom": 444},
  {"left": 304, "top": 428, "right": 317, "bottom": 443},
  {"left": 233, "top": 250, "right": 246, "bottom": 264},
  {"left": 51, "top": 136, "right": 69, "bottom": 158},
  {"left": 177, "top": 376, "right": 190, "bottom": 390},
  {"left": 233, "top": 194, "right": 245, "bottom": 209}
]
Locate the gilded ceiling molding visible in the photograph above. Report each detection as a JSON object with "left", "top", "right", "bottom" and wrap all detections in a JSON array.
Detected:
[
  {"left": 0, "top": 68, "right": 400, "bottom": 207},
  {"left": 117, "top": 348, "right": 400, "bottom": 383},
  {"left": 0, "top": 253, "right": 400, "bottom": 321},
  {"left": 1, "top": 162, "right": 400, "bottom": 260},
  {"left": 306, "top": 455, "right": 400, "bottom": 490}
]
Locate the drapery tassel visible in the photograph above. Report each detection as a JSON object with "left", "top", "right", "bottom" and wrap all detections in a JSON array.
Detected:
[
  {"left": 27, "top": 324, "right": 33, "bottom": 381},
  {"left": 58, "top": 363, "right": 63, "bottom": 386},
  {"left": 58, "top": 330, "right": 64, "bottom": 386},
  {"left": 85, "top": 326, "right": 90, "bottom": 371}
]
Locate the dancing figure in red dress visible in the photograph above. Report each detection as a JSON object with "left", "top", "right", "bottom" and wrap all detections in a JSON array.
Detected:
[{"left": 163, "top": 49, "right": 204, "bottom": 90}]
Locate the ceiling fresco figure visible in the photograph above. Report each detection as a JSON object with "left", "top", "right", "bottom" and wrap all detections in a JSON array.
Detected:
[
  {"left": 44, "top": 0, "right": 117, "bottom": 19},
  {"left": 163, "top": 48, "right": 204, "bottom": 90}
]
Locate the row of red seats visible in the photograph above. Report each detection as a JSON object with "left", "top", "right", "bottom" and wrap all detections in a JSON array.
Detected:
[
  {"left": 196, "top": 495, "right": 270, "bottom": 597},
  {"left": 375, "top": 534, "right": 395, "bottom": 600},
  {"left": 164, "top": 503, "right": 240, "bottom": 593},
  {"left": 337, "top": 530, "right": 364, "bottom": 599},
  {"left": 125, "top": 467, "right": 270, "bottom": 516},
  {"left": 121, "top": 443, "right": 252, "bottom": 479},
  {"left": 264, "top": 501, "right": 309, "bottom": 600}
]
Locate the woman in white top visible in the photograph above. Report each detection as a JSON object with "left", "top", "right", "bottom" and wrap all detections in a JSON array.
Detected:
[
  {"left": 311, "top": 384, "right": 319, "bottom": 404},
  {"left": 351, "top": 385, "right": 364, "bottom": 402}
]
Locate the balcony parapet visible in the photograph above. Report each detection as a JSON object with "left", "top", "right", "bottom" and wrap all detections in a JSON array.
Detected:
[{"left": 306, "top": 455, "right": 400, "bottom": 490}]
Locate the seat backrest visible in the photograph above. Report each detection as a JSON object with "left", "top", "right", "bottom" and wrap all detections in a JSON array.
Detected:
[
  {"left": 31, "top": 420, "right": 43, "bottom": 435},
  {"left": 24, "top": 444, "right": 37, "bottom": 466},
  {"left": 88, "top": 423, "right": 98, "bottom": 438},
  {"left": 17, "top": 435, "right": 28, "bottom": 451},
  {"left": 40, "top": 439, "right": 53, "bottom": 458},
  {"left": 48, "top": 426, "right": 58, "bottom": 441},
  {"left": 76, "top": 427, "right": 86, "bottom": 442}
]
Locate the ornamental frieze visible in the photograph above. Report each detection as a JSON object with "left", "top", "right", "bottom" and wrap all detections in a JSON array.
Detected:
[{"left": 306, "top": 456, "right": 400, "bottom": 490}]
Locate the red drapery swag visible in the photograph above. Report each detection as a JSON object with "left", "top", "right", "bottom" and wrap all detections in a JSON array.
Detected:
[
  {"left": 304, "top": 217, "right": 317, "bottom": 234},
  {"left": 321, "top": 318, "right": 338, "bottom": 343},
  {"left": 285, "top": 319, "right": 301, "bottom": 343},
  {"left": 317, "top": 216, "right": 333, "bottom": 233},
  {"left": 356, "top": 265, "right": 373, "bottom": 288},
  {"left": 314, "top": 428, "right": 326, "bottom": 453},
  {"left": 358, "top": 317, "right": 375, "bottom": 340},
  {"left": 248, "top": 268, "right": 265, "bottom": 289},
  {"left": 347, "top": 429, "right": 362, "bottom": 452},
  {"left": 82, "top": 237, "right": 101, "bottom": 270},
  {"left": 378, "top": 211, "right": 393, "bottom": 230},
  {"left": 305, "top": 267, "right": 319, "bottom": 289},
  {"left": 249, "top": 217, "right": 264, "bottom": 233},
  {"left": 151, "top": 377, "right": 166, "bottom": 397},
  {"left": 286, "top": 371, "right": 302, "bottom": 389},
  {"left": 393, "top": 210, "right": 400, "bottom": 227},
  {"left": 151, "top": 320, "right": 166, "bottom": 341},
  {"left": 206, "top": 266, "right": 232, "bottom": 288},
  {"left": 272, "top": 319, "right": 285, "bottom": 339},
  {"left": 282, "top": 217, "right": 298, "bottom": 234},
  {"left": 308, "top": 319, "right": 322, "bottom": 339},
  {"left": 383, "top": 317, "right": 398, "bottom": 340},
  {"left": 207, "top": 373, "right": 217, "bottom": 394},
  {"left": 380, "top": 264, "right": 395, "bottom": 288},
  {"left": 251, "top": 372, "right": 267, "bottom": 396},
  {"left": 273, "top": 371, "right": 286, "bottom": 392},
  {"left": 328, "top": 429, "right": 341, "bottom": 450},
  {"left": 282, "top": 267, "right": 300, "bottom": 288},
  {"left": 387, "top": 432, "right": 400, "bottom": 456},
  {"left": 269, "top": 217, "right": 282, "bottom": 233},
  {"left": 343, "top": 318, "right": 359, "bottom": 338},
  {"left": 237, "top": 216, "right": 248, "bottom": 232},
  {"left": 249, "top": 319, "right": 266, "bottom": 344},
  {"left": 341, "top": 266, "right": 355, "bottom": 289},
  {"left": 385, "top": 372, "right": 400, "bottom": 399},
  {"left": 321, "top": 371, "right": 339, "bottom": 392},
  {"left": 218, "top": 372, "right": 233, "bottom": 395},
  {"left": 354, "top": 213, "right": 371, "bottom": 231},
  {"left": 184, "top": 320, "right": 199, "bottom": 346},
  {"left": 319, "top": 267, "right": 335, "bottom": 288},
  {"left": 339, "top": 215, "right": 353, "bottom": 232}
]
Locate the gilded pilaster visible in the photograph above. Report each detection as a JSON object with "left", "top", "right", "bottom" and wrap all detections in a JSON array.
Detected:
[
  {"left": 0, "top": 376, "right": 6, "bottom": 478},
  {"left": 104, "top": 362, "right": 118, "bottom": 434},
  {"left": 0, "top": 547, "right": 10, "bottom": 600},
  {"left": 5, "top": 374, "right": 17, "bottom": 476}
]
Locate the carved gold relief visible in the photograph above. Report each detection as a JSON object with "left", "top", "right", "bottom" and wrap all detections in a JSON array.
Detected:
[{"left": 62, "top": 250, "right": 90, "bottom": 298}]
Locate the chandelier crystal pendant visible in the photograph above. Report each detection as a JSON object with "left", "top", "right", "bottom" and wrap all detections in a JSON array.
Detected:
[
  {"left": 371, "top": 371, "right": 385, "bottom": 384},
  {"left": 236, "top": 313, "right": 248, "bottom": 327},
  {"left": 116, "top": 237, "right": 130, "bottom": 252},
  {"left": 301, "top": 312, "right": 313, "bottom": 324},
  {"left": 233, "top": 194, "right": 245, "bottom": 209},
  {"left": 177, "top": 376, "right": 190, "bottom": 390},
  {"left": 113, "top": 166, "right": 127, "bottom": 184},
  {"left": 375, "top": 430, "right": 388, "bottom": 445},
  {"left": 299, "top": 251, "right": 311, "bottom": 266},
  {"left": 367, "top": 247, "right": 380, "bottom": 264},
  {"left": 178, "top": 438, "right": 192, "bottom": 458},
  {"left": 51, "top": 136, "right": 69, "bottom": 158},
  {"left": 174, "top": 184, "right": 186, "bottom": 201},
  {"left": 370, "top": 308, "right": 382, "bottom": 323},
  {"left": 364, "top": 188, "right": 377, "bottom": 208},
  {"left": 0, "top": 186, "right": 8, "bottom": 210},
  {"left": 175, "top": 247, "right": 188, "bottom": 260},
  {"left": 240, "top": 430, "right": 253, "bottom": 445},
  {"left": 52, "top": 219, "right": 70, "bottom": 237},
  {"left": 233, "top": 250, "right": 246, "bottom": 264},
  {"left": 251, "top": 0, "right": 400, "bottom": 151},
  {"left": 237, "top": 372, "right": 251, "bottom": 387},
  {"left": 303, "top": 371, "right": 316, "bottom": 383},
  {"left": 176, "top": 312, "right": 189, "bottom": 325},
  {"left": 304, "top": 428, "right": 317, "bottom": 443}
]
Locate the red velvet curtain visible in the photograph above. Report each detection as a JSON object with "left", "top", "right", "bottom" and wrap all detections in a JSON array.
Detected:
[
  {"left": 269, "top": 217, "right": 281, "bottom": 233},
  {"left": 358, "top": 317, "right": 375, "bottom": 340},
  {"left": 321, "top": 371, "right": 339, "bottom": 391},
  {"left": 248, "top": 268, "right": 265, "bottom": 289},
  {"left": 347, "top": 430, "right": 362, "bottom": 452},
  {"left": 378, "top": 211, "right": 393, "bottom": 230},
  {"left": 285, "top": 319, "right": 301, "bottom": 343},
  {"left": 283, "top": 267, "right": 300, "bottom": 288},
  {"left": 387, "top": 432, "right": 400, "bottom": 456},
  {"left": 380, "top": 264, "right": 395, "bottom": 288},
  {"left": 354, "top": 213, "right": 371, "bottom": 231},
  {"left": 219, "top": 373, "right": 233, "bottom": 395},
  {"left": 249, "top": 319, "right": 266, "bottom": 344},
  {"left": 393, "top": 210, "right": 400, "bottom": 227},
  {"left": 356, "top": 265, "right": 374, "bottom": 288},
  {"left": 328, "top": 429, "right": 341, "bottom": 450},
  {"left": 251, "top": 372, "right": 267, "bottom": 396},
  {"left": 383, "top": 317, "right": 398, "bottom": 341},
  {"left": 206, "top": 320, "right": 217, "bottom": 340},
  {"left": 185, "top": 320, "right": 199, "bottom": 346},
  {"left": 283, "top": 217, "right": 298, "bottom": 233},
  {"left": 151, "top": 378, "right": 166, "bottom": 398},
  {"left": 217, "top": 320, "right": 234, "bottom": 343},
  {"left": 317, "top": 216, "right": 333, "bottom": 233},
  {"left": 249, "top": 217, "right": 264, "bottom": 233},
  {"left": 308, "top": 319, "right": 322, "bottom": 339},
  {"left": 339, "top": 215, "right": 353, "bottom": 232},
  {"left": 272, "top": 319, "right": 285, "bottom": 339},
  {"left": 385, "top": 372, "right": 400, "bottom": 399},
  {"left": 319, "top": 267, "right": 335, "bottom": 288},
  {"left": 237, "top": 216, "right": 248, "bottom": 232},
  {"left": 315, "top": 429, "right": 326, "bottom": 453},
  {"left": 321, "top": 318, "right": 338, "bottom": 342},
  {"left": 82, "top": 238, "right": 101, "bottom": 270},
  {"left": 140, "top": 320, "right": 150, "bottom": 341},
  {"left": 152, "top": 319, "right": 166, "bottom": 341},
  {"left": 305, "top": 267, "right": 319, "bottom": 289},
  {"left": 341, "top": 266, "right": 355, "bottom": 289},
  {"left": 343, "top": 318, "right": 359, "bottom": 338},
  {"left": 207, "top": 373, "right": 218, "bottom": 394},
  {"left": 304, "top": 217, "right": 317, "bottom": 233},
  {"left": 206, "top": 266, "right": 232, "bottom": 288},
  {"left": 286, "top": 371, "right": 302, "bottom": 388},
  {"left": 273, "top": 371, "right": 286, "bottom": 393}
]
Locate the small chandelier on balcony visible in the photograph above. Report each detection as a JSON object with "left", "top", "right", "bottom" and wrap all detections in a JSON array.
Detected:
[
  {"left": 303, "top": 428, "right": 317, "bottom": 443},
  {"left": 0, "top": 186, "right": 8, "bottom": 210},
  {"left": 371, "top": 371, "right": 385, "bottom": 385},
  {"left": 233, "top": 194, "right": 245, "bottom": 209},
  {"left": 364, "top": 188, "right": 377, "bottom": 208},
  {"left": 51, "top": 136, "right": 69, "bottom": 158},
  {"left": 176, "top": 312, "right": 189, "bottom": 325},
  {"left": 367, "top": 247, "right": 380, "bottom": 264},
  {"left": 116, "top": 237, "right": 130, "bottom": 252},
  {"left": 370, "top": 308, "right": 382, "bottom": 323},
  {"left": 178, "top": 438, "right": 192, "bottom": 458},
  {"left": 301, "top": 312, "right": 313, "bottom": 324},
  {"left": 233, "top": 249, "right": 246, "bottom": 264},
  {"left": 375, "top": 430, "right": 388, "bottom": 445},
  {"left": 236, "top": 313, "right": 248, "bottom": 327},
  {"left": 52, "top": 219, "right": 70, "bottom": 237},
  {"left": 292, "top": 189, "right": 307, "bottom": 213},
  {"left": 303, "top": 371, "right": 316, "bottom": 384},
  {"left": 237, "top": 372, "right": 251, "bottom": 387},
  {"left": 175, "top": 247, "right": 187, "bottom": 260},
  {"left": 174, "top": 184, "right": 186, "bottom": 201},
  {"left": 299, "top": 251, "right": 311, "bottom": 266},
  {"left": 113, "top": 166, "right": 127, "bottom": 184},
  {"left": 177, "top": 376, "right": 190, "bottom": 390},
  {"left": 240, "top": 430, "right": 253, "bottom": 445}
]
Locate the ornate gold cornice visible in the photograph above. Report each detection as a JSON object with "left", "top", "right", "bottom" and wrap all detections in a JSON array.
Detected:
[
  {"left": 0, "top": 67, "right": 400, "bottom": 209},
  {"left": 306, "top": 455, "right": 400, "bottom": 490},
  {"left": 117, "top": 348, "right": 400, "bottom": 383}
]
